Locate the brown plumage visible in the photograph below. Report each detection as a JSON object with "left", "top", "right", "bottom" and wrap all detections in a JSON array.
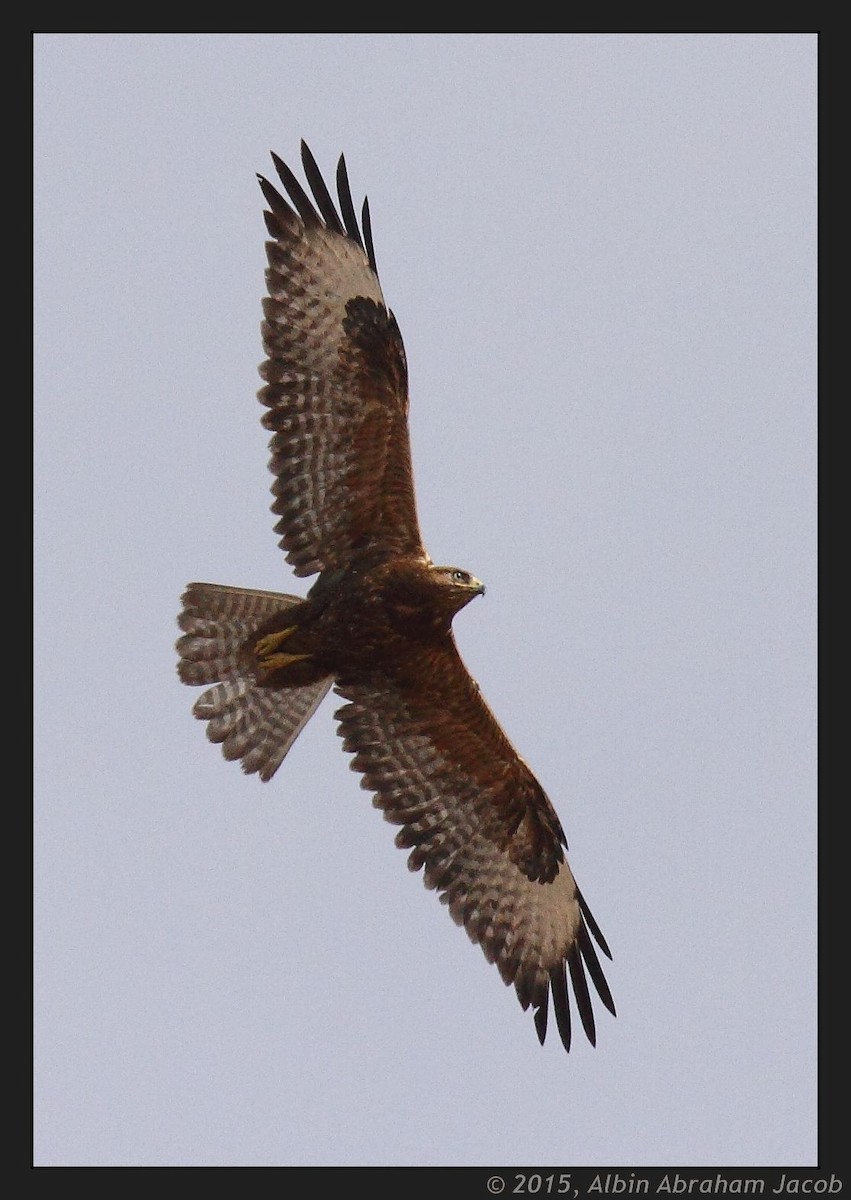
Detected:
[{"left": 176, "top": 142, "right": 615, "bottom": 1051}]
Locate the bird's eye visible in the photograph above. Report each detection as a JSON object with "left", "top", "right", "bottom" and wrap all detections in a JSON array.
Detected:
[{"left": 451, "top": 570, "right": 469, "bottom": 584}]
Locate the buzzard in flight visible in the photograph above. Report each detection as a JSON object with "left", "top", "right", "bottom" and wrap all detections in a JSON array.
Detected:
[{"left": 177, "top": 142, "right": 615, "bottom": 1052}]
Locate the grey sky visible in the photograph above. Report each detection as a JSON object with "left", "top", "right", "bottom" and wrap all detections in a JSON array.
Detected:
[{"left": 34, "top": 33, "right": 817, "bottom": 1167}]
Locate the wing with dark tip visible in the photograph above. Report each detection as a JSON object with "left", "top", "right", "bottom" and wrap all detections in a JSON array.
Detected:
[
  {"left": 256, "top": 142, "right": 424, "bottom": 577},
  {"left": 333, "top": 634, "right": 616, "bottom": 1053}
]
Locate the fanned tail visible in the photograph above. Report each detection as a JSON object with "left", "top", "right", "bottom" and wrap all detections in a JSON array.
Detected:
[{"left": 176, "top": 582, "right": 332, "bottom": 781}]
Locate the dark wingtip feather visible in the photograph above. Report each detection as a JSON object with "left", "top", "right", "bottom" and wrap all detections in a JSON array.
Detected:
[
  {"left": 262, "top": 209, "right": 283, "bottom": 238},
  {"left": 577, "top": 922, "right": 617, "bottom": 1018},
  {"left": 361, "top": 196, "right": 378, "bottom": 275},
  {"left": 567, "top": 944, "right": 597, "bottom": 1047},
  {"left": 257, "top": 173, "right": 297, "bottom": 227},
  {"left": 534, "top": 993, "right": 549, "bottom": 1046},
  {"left": 336, "top": 154, "right": 365, "bottom": 253},
  {"left": 271, "top": 150, "right": 321, "bottom": 227},
  {"left": 576, "top": 885, "right": 613, "bottom": 959},
  {"left": 551, "top": 963, "right": 572, "bottom": 1053},
  {"left": 299, "top": 141, "right": 345, "bottom": 236}
]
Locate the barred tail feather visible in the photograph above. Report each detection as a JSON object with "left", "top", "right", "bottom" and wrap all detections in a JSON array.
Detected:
[{"left": 176, "top": 582, "right": 332, "bottom": 781}]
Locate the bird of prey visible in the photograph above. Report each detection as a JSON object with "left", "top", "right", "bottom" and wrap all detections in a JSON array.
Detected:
[{"left": 176, "top": 142, "right": 615, "bottom": 1052}]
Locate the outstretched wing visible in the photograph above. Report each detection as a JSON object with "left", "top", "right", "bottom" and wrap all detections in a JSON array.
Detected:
[
  {"left": 257, "top": 142, "right": 424, "bottom": 577},
  {"left": 333, "top": 639, "right": 616, "bottom": 1052}
]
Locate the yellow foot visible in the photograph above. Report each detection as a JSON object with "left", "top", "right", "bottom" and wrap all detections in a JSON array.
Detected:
[
  {"left": 259, "top": 651, "right": 311, "bottom": 671},
  {"left": 254, "top": 625, "right": 312, "bottom": 672},
  {"left": 255, "top": 625, "right": 298, "bottom": 658}
]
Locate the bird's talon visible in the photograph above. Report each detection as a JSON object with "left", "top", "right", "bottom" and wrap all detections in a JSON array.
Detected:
[
  {"left": 255, "top": 625, "right": 298, "bottom": 659},
  {"left": 258, "top": 651, "right": 311, "bottom": 671}
]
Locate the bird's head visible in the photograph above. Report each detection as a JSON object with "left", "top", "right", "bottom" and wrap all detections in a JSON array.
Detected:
[
  {"left": 381, "top": 559, "right": 485, "bottom": 634},
  {"left": 430, "top": 565, "right": 486, "bottom": 615}
]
